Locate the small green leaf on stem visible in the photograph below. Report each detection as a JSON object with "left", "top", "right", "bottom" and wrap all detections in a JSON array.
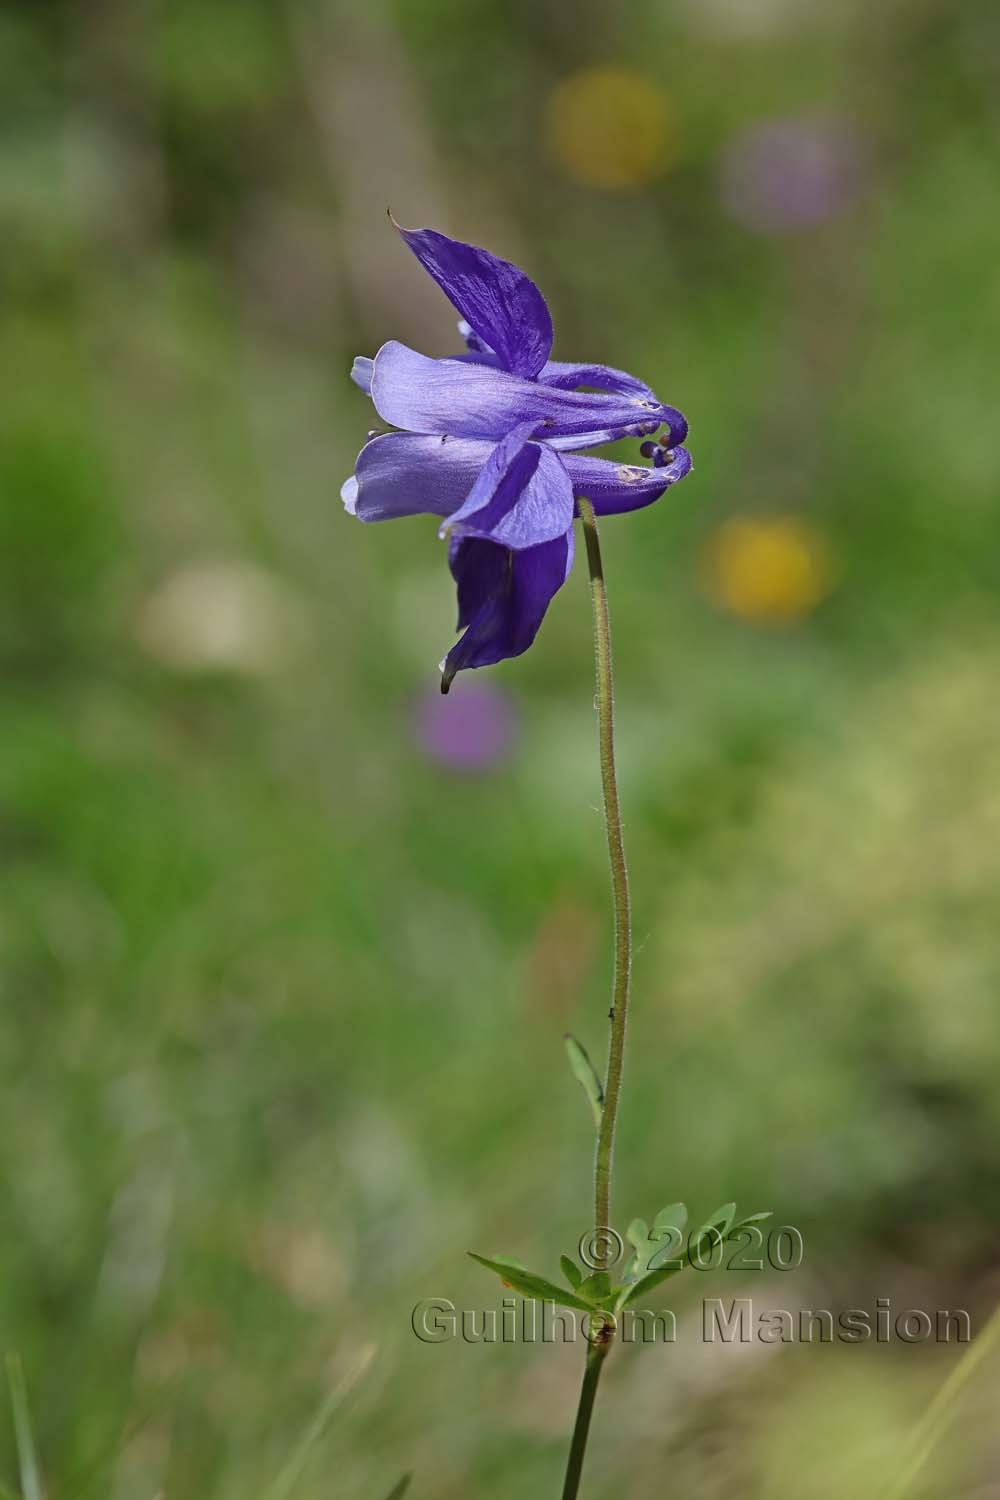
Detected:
[
  {"left": 653, "top": 1202, "right": 688, "bottom": 1235},
  {"left": 468, "top": 1254, "right": 594, "bottom": 1312},
  {"left": 560, "top": 1255, "right": 583, "bottom": 1290},
  {"left": 622, "top": 1217, "right": 652, "bottom": 1281},
  {"left": 625, "top": 1218, "right": 649, "bottom": 1249},
  {"left": 621, "top": 1203, "right": 772, "bottom": 1307},
  {"left": 622, "top": 1258, "right": 685, "bottom": 1306},
  {"left": 564, "top": 1033, "right": 604, "bottom": 1128},
  {"left": 577, "top": 1270, "right": 613, "bottom": 1306},
  {"left": 695, "top": 1202, "right": 737, "bottom": 1241}
]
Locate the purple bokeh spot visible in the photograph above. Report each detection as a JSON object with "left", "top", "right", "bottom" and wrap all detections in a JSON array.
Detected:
[
  {"left": 412, "top": 680, "right": 518, "bottom": 772},
  {"left": 720, "top": 116, "right": 866, "bottom": 234}
]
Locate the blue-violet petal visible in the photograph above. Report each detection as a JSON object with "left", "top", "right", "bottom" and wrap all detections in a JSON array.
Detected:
[
  {"left": 444, "top": 422, "right": 575, "bottom": 550},
  {"left": 394, "top": 221, "right": 553, "bottom": 379},
  {"left": 442, "top": 528, "right": 574, "bottom": 690},
  {"left": 370, "top": 341, "right": 683, "bottom": 443}
]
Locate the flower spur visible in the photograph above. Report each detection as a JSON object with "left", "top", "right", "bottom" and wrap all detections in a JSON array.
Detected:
[{"left": 341, "top": 220, "right": 692, "bottom": 690}]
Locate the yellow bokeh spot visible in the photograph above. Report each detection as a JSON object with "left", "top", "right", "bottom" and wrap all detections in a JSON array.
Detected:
[
  {"left": 702, "top": 516, "right": 835, "bottom": 626},
  {"left": 546, "top": 67, "right": 675, "bottom": 191}
]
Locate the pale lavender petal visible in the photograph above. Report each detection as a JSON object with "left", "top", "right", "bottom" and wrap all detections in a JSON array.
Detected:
[
  {"left": 564, "top": 446, "right": 693, "bottom": 516},
  {"left": 351, "top": 432, "right": 492, "bottom": 522},
  {"left": 448, "top": 352, "right": 688, "bottom": 445},
  {"left": 445, "top": 422, "right": 575, "bottom": 551},
  {"left": 351, "top": 356, "right": 373, "bottom": 393},
  {"left": 441, "top": 528, "right": 574, "bottom": 691},
  {"left": 440, "top": 360, "right": 668, "bottom": 447},
  {"left": 370, "top": 341, "right": 681, "bottom": 443},
  {"left": 394, "top": 221, "right": 553, "bottom": 378}
]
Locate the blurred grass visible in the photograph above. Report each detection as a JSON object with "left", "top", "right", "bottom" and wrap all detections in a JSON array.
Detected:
[{"left": 2, "top": 0, "right": 1000, "bottom": 1495}]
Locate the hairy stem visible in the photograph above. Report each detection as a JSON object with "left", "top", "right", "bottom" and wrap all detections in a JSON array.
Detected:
[
  {"left": 579, "top": 498, "right": 632, "bottom": 1255},
  {"left": 561, "top": 499, "right": 633, "bottom": 1500}
]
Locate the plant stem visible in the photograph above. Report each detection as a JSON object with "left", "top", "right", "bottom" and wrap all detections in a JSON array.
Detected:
[
  {"left": 560, "top": 1341, "right": 610, "bottom": 1500},
  {"left": 578, "top": 498, "right": 632, "bottom": 1257},
  {"left": 561, "top": 498, "right": 633, "bottom": 1500}
]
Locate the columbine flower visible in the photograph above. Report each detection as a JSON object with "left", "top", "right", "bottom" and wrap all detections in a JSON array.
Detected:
[{"left": 341, "top": 221, "right": 692, "bottom": 690}]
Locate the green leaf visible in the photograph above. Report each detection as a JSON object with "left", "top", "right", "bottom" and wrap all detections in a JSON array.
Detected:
[
  {"left": 683, "top": 1203, "right": 736, "bottom": 1269},
  {"left": 560, "top": 1255, "right": 583, "bottom": 1290},
  {"left": 564, "top": 1034, "right": 603, "bottom": 1128},
  {"left": 732, "top": 1211, "right": 772, "bottom": 1229},
  {"left": 694, "top": 1201, "right": 736, "bottom": 1242},
  {"left": 614, "top": 1205, "right": 682, "bottom": 1280},
  {"left": 625, "top": 1217, "right": 649, "bottom": 1249},
  {"left": 620, "top": 1218, "right": 647, "bottom": 1280},
  {"left": 621, "top": 1218, "right": 651, "bottom": 1282},
  {"left": 622, "top": 1203, "right": 772, "bottom": 1307},
  {"left": 577, "top": 1270, "right": 612, "bottom": 1306},
  {"left": 653, "top": 1202, "right": 688, "bottom": 1236},
  {"left": 623, "top": 1258, "right": 685, "bottom": 1306},
  {"left": 468, "top": 1253, "right": 593, "bottom": 1313}
]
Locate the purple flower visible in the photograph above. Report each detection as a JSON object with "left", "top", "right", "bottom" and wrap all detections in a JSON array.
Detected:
[
  {"left": 719, "top": 117, "right": 865, "bottom": 234},
  {"left": 413, "top": 680, "right": 518, "bottom": 772},
  {"left": 342, "top": 222, "right": 692, "bottom": 691}
]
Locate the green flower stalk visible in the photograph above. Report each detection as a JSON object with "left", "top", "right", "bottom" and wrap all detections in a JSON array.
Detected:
[{"left": 560, "top": 497, "right": 631, "bottom": 1499}]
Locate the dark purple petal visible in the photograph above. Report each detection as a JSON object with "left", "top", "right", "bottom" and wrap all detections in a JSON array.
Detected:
[
  {"left": 563, "top": 446, "right": 693, "bottom": 516},
  {"left": 545, "top": 403, "right": 688, "bottom": 450},
  {"left": 451, "top": 535, "right": 508, "bottom": 633},
  {"left": 538, "top": 361, "right": 655, "bottom": 398},
  {"left": 445, "top": 422, "right": 575, "bottom": 550},
  {"left": 544, "top": 428, "right": 656, "bottom": 451},
  {"left": 536, "top": 364, "right": 688, "bottom": 443},
  {"left": 441, "top": 528, "right": 574, "bottom": 691},
  {"left": 370, "top": 341, "right": 682, "bottom": 443},
  {"left": 348, "top": 432, "right": 492, "bottom": 522},
  {"left": 393, "top": 221, "right": 553, "bottom": 379}
]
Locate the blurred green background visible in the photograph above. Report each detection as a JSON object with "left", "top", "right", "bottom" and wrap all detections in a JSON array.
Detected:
[{"left": 3, "top": 0, "right": 1000, "bottom": 1495}]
